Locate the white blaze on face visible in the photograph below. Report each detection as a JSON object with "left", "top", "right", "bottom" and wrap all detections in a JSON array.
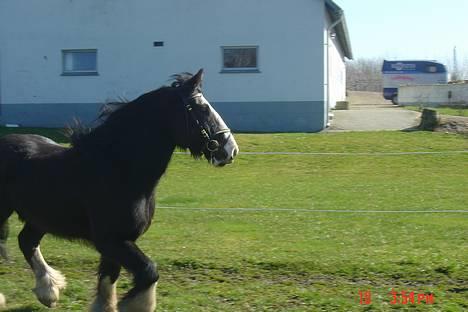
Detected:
[{"left": 199, "top": 94, "right": 239, "bottom": 166}]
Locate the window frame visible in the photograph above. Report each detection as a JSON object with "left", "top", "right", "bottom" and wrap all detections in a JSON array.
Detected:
[
  {"left": 220, "top": 46, "right": 260, "bottom": 73},
  {"left": 61, "top": 49, "right": 98, "bottom": 76}
]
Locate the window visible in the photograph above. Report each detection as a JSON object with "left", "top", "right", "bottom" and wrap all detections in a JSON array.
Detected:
[
  {"left": 62, "top": 49, "right": 98, "bottom": 75},
  {"left": 426, "top": 66, "right": 437, "bottom": 73},
  {"left": 221, "top": 46, "right": 259, "bottom": 73}
]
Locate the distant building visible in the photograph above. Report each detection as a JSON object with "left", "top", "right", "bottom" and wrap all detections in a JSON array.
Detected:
[
  {"left": 0, "top": 0, "right": 352, "bottom": 132},
  {"left": 382, "top": 60, "right": 449, "bottom": 105}
]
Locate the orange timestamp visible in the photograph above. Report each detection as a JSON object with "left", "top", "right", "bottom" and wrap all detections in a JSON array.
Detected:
[{"left": 358, "top": 289, "right": 435, "bottom": 306}]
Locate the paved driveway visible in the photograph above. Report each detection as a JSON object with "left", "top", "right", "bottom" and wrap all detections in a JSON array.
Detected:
[{"left": 329, "top": 91, "right": 420, "bottom": 131}]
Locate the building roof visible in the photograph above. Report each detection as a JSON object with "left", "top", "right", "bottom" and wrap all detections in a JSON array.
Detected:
[{"left": 325, "top": 0, "right": 353, "bottom": 59}]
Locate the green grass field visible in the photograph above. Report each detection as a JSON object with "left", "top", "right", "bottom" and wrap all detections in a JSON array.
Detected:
[
  {"left": 0, "top": 129, "right": 467, "bottom": 311},
  {"left": 403, "top": 106, "right": 468, "bottom": 117}
]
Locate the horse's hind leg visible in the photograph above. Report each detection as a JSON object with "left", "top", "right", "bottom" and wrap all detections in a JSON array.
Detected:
[
  {"left": 90, "top": 257, "right": 121, "bottom": 312},
  {"left": 96, "top": 240, "right": 158, "bottom": 312},
  {"left": 18, "top": 223, "right": 66, "bottom": 308},
  {"left": 0, "top": 207, "right": 13, "bottom": 260},
  {"left": 0, "top": 220, "right": 9, "bottom": 260},
  {"left": 0, "top": 209, "right": 13, "bottom": 309}
]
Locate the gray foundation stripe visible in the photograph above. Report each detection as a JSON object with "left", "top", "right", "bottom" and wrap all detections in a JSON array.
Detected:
[
  {"left": 156, "top": 206, "right": 468, "bottom": 213},
  {"left": 174, "top": 151, "right": 468, "bottom": 156}
]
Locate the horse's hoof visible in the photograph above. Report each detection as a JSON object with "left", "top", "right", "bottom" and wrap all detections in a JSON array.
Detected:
[
  {"left": 33, "top": 285, "right": 59, "bottom": 308},
  {"left": 90, "top": 300, "right": 118, "bottom": 312},
  {"left": 33, "top": 268, "right": 66, "bottom": 308},
  {"left": 118, "top": 283, "right": 157, "bottom": 312}
]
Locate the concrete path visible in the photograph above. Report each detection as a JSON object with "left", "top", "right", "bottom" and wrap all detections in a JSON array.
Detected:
[
  {"left": 330, "top": 109, "right": 420, "bottom": 131},
  {"left": 329, "top": 91, "right": 421, "bottom": 131}
]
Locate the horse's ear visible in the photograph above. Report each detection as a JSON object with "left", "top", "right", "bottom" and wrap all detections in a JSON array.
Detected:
[{"left": 187, "top": 69, "right": 204, "bottom": 91}]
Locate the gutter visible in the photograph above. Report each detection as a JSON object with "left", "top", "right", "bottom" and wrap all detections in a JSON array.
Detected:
[{"left": 325, "top": 0, "right": 353, "bottom": 59}]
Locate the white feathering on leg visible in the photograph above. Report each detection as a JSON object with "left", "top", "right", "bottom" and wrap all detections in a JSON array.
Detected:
[
  {"left": 118, "top": 282, "right": 157, "bottom": 312},
  {"left": 31, "top": 247, "right": 66, "bottom": 308},
  {"left": 0, "top": 293, "right": 6, "bottom": 308},
  {"left": 90, "top": 277, "right": 118, "bottom": 312}
]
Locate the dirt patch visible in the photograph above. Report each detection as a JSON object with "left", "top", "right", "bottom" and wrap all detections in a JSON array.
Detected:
[
  {"left": 347, "top": 91, "right": 391, "bottom": 106},
  {"left": 436, "top": 115, "right": 468, "bottom": 135}
]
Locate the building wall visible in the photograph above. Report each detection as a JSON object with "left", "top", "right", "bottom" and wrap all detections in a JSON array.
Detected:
[
  {"left": 328, "top": 36, "right": 347, "bottom": 107},
  {"left": 399, "top": 84, "right": 468, "bottom": 106},
  {"left": 323, "top": 9, "right": 347, "bottom": 126},
  {"left": 0, "top": 0, "right": 327, "bottom": 131}
]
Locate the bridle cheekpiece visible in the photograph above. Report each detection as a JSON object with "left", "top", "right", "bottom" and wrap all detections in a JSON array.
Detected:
[{"left": 181, "top": 93, "right": 231, "bottom": 154}]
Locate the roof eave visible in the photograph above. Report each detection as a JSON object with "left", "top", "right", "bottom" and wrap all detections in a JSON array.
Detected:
[{"left": 325, "top": 0, "right": 353, "bottom": 60}]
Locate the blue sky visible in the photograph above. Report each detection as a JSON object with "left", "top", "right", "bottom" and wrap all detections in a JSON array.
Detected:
[{"left": 336, "top": 0, "right": 468, "bottom": 66}]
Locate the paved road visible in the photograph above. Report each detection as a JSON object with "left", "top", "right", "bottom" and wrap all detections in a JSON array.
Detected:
[{"left": 329, "top": 91, "right": 421, "bottom": 131}]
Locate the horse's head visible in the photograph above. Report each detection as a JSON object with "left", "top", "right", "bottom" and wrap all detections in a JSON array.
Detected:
[{"left": 171, "top": 69, "right": 239, "bottom": 167}]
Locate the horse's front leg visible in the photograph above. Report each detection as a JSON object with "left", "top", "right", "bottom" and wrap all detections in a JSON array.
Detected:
[
  {"left": 95, "top": 240, "right": 158, "bottom": 312},
  {"left": 90, "top": 257, "right": 121, "bottom": 312},
  {"left": 18, "top": 224, "right": 66, "bottom": 307}
]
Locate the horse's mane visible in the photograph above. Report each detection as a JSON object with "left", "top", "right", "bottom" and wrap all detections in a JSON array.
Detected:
[
  {"left": 65, "top": 99, "right": 128, "bottom": 146},
  {"left": 170, "top": 72, "right": 194, "bottom": 88},
  {"left": 66, "top": 72, "right": 196, "bottom": 147}
]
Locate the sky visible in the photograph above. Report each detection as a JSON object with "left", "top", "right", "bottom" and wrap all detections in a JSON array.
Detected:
[{"left": 336, "top": 0, "right": 468, "bottom": 67}]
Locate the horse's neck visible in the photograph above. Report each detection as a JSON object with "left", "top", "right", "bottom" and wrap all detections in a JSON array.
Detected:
[
  {"left": 74, "top": 123, "right": 175, "bottom": 197},
  {"left": 118, "top": 134, "right": 174, "bottom": 194}
]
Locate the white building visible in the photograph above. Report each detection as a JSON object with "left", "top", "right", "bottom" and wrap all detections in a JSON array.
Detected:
[{"left": 0, "top": 0, "right": 352, "bottom": 132}]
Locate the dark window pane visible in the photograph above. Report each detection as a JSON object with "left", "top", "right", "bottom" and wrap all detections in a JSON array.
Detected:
[
  {"left": 63, "top": 50, "right": 97, "bottom": 72},
  {"left": 72, "top": 52, "right": 96, "bottom": 71},
  {"left": 223, "top": 47, "right": 257, "bottom": 69}
]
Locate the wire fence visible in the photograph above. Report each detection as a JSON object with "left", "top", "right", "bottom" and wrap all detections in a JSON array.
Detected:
[
  {"left": 157, "top": 206, "right": 468, "bottom": 214},
  {"left": 175, "top": 150, "right": 468, "bottom": 156}
]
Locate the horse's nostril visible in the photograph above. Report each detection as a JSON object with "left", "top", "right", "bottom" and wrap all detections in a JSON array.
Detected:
[
  {"left": 233, "top": 148, "right": 239, "bottom": 157},
  {"left": 220, "top": 155, "right": 233, "bottom": 165}
]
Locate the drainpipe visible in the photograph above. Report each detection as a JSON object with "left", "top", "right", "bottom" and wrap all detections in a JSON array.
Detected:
[{"left": 325, "top": 13, "right": 344, "bottom": 127}]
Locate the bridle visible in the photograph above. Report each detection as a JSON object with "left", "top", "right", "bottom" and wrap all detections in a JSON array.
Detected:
[{"left": 181, "top": 93, "right": 231, "bottom": 154}]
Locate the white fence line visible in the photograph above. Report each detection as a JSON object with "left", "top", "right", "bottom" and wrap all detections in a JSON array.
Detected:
[
  {"left": 156, "top": 206, "right": 468, "bottom": 214},
  {"left": 174, "top": 151, "right": 468, "bottom": 156}
]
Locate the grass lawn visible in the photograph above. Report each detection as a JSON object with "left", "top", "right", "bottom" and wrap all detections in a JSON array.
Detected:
[
  {"left": 0, "top": 129, "right": 467, "bottom": 311},
  {"left": 403, "top": 106, "right": 468, "bottom": 117}
]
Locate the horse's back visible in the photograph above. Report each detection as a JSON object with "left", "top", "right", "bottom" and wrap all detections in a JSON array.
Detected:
[
  {"left": 0, "top": 134, "right": 92, "bottom": 238},
  {"left": 0, "top": 134, "right": 65, "bottom": 160},
  {"left": 0, "top": 133, "right": 69, "bottom": 211}
]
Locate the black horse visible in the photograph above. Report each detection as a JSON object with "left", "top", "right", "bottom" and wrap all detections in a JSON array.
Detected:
[{"left": 0, "top": 69, "right": 238, "bottom": 311}]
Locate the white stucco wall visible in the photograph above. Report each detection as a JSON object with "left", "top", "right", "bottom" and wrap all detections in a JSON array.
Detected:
[
  {"left": 328, "top": 36, "right": 347, "bottom": 107},
  {"left": 0, "top": 0, "right": 326, "bottom": 105},
  {"left": 399, "top": 84, "right": 468, "bottom": 106},
  {"left": 323, "top": 9, "right": 347, "bottom": 112}
]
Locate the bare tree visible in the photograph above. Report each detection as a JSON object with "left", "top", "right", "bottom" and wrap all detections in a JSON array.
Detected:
[
  {"left": 461, "top": 57, "right": 468, "bottom": 80},
  {"left": 445, "top": 51, "right": 468, "bottom": 81},
  {"left": 346, "top": 57, "right": 383, "bottom": 92}
]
